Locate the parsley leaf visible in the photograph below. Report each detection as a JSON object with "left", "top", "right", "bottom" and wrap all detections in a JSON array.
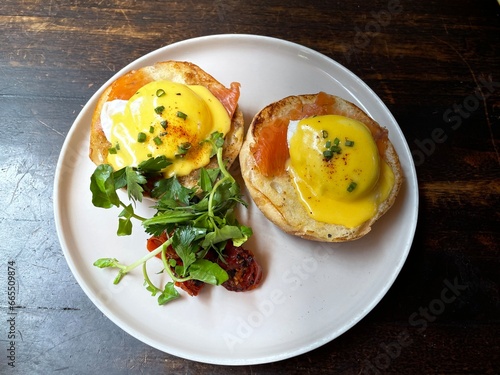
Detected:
[
  {"left": 137, "top": 155, "right": 171, "bottom": 172},
  {"left": 171, "top": 226, "right": 198, "bottom": 276},
  {"left": 152, "top": 175, "right": 196, "bottom": 205},
  {"left": 125, "top": 167, "right": 147, "bottom": 202},
  {"left": 112, "top": 167, "right": 128, "bottom": 190}
]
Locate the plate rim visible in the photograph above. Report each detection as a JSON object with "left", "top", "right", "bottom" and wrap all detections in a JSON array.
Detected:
[{"left": 53, "top": 33, "right": 419, "bottom": 366}]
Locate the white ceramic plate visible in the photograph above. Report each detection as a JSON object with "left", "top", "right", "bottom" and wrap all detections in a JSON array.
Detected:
[{"left": 54, "top": 34, "right": 418, "bottom": 365}]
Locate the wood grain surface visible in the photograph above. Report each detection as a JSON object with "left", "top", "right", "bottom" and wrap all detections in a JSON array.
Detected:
[{"left": 0, "top": 0, "right": 498, "bottom": 374}]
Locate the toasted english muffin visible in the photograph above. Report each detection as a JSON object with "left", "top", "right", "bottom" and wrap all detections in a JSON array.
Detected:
[
  {"left": 239, "top": 93, "right": 403, "bottom": 242},
  {"left": 89, "top": 60, "right": 244, "bottom": 189}
]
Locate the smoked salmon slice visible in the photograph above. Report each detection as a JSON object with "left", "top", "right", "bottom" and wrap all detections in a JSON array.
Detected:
[{"left": 251, "top": 117, "right": 290, "bottom": 177}]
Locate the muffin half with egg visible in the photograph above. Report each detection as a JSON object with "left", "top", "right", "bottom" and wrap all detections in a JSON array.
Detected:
[
  {"left": 239, "top": 92, "right": 402, "bottom": 242},
  {"left": 89, "top": 60, "right": 244, "bottom": 191}
]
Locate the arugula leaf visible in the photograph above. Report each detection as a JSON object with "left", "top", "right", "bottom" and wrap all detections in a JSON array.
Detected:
[
  {"left": 90, "top": 164, "right": 120, "bottom": 208},
  {"left": 142, "top": 211, "right": 200, "bottom": 233},
  {"left": 202, "top": 225, "right": 244, "bottom": 249},
  {"left": 233, "top": 225, "right": 253, "bottom": 247},
  {"left": 188, "top": 259, "right": 228, "bottom": 285}
]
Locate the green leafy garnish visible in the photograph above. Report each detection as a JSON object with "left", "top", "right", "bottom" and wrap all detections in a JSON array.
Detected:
[
  {"left": 138, "top": 155, "right": 171, "bottom": 172},
  {"left": 345, "top": 139, "right": 354, "bottom": 147},
  {"left": 153, "top": 136, "right": 163, "bottom": 146},
  {"left": 203, "top": 132, "right": 225, "bottom": 158},
  {"left": 176, "top": 142, "right": 191, "bottom": 157},
  {"left": 90, "top": 164, "right": 120, "bottom": 208},
  {"left": 89, "top": 131, "right": 251, "bottom": 305},
  {"left": 117, "top": 204, "right": 134, "bottom": 236},
  {"left": 176, "top": 111, "right": 187, "bottom": 120}
]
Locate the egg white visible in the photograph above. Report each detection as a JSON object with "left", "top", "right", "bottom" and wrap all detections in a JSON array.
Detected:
[
  {"left": 287, "top": 120, "right": 299, "bottom": 149},
  {"left": 100, "top": 100, "right": 127, "bottom": 142}
]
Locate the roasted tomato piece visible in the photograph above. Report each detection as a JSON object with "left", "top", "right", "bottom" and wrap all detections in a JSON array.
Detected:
[
  {"left": 218, "top": 242, "right": 263, "bottom": 292},
  {"left": 175, "top": 279, "right": 205, "bottom": 297},
  {"left": 146, "top": 233, "right": 262, "bottom": 295}
]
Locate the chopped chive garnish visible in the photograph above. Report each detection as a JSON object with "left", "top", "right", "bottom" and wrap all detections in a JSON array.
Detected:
[
  {"left": 153, "top": 136, "right": 163, "bottom": 146},
  {"left": 147, "top": 153, "right": 152, "bottom": 157},
  {"left": 323, "top": 150, "right": 334, "bottom": 160},
  {"left": 331, "top": 145, "right": 342, "bottom": 154},
  {"left": 115, "top": 143, "right": 120, "bottom": 150},
  {"left": 160, "top": 132, "right": 168, "bottom": 137},
  {"left": 160, "top": 120, "right": 168, "bottom": 129},
  {"left": 322, "top": 130, "right": 328, "bottom": 138},
  {"left": 108, "top": 147, "right": 117, "bottom": 154},
  {"left": 176, "top": 111, "right": 187, "bottom": 120},
  {"left": 347, "top": 182, "right": 357, "bottom": 192},
  {"left": 137, "top": 132, "right": 147, "bottom": 143},
  {"left": 156, "top": 89, "right": 165, "bottom": 97},
  {"left": 333, "top": 137, "right": 340, "bottom": 146},
  {"left": 177, "top": 142, "right": 191, "bottom": 155},
  {"left": 325, "top": 140, "right": 331, "bottom": 148},
  {"left": 154, "top": 106, "right": 165, "bottom": 114},
  {"left": 149, "top": 125, "right": 155, "bottom": 133},
  {"left": 345, "top": 140, "right": 354, "bottom": 147}
]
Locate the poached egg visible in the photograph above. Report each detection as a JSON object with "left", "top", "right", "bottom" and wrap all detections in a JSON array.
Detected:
[
  {"left": 100, "top": 80, "right": 230, "bottom": 177},
  {"left": 287, "top": 115, "right": 395, "bottom": 228}
]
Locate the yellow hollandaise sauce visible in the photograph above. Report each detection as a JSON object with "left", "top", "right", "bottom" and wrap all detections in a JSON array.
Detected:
[
  {"left": 288, "top": 115, "right": 395, "bottom": 228},
  {"left": 106, "top": 80, "right": 230, "bottom": 177}
]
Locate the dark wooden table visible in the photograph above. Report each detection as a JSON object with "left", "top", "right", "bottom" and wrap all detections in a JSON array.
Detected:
[{"left": 1, "top": 0, "right": 499, "bottom": 374}]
